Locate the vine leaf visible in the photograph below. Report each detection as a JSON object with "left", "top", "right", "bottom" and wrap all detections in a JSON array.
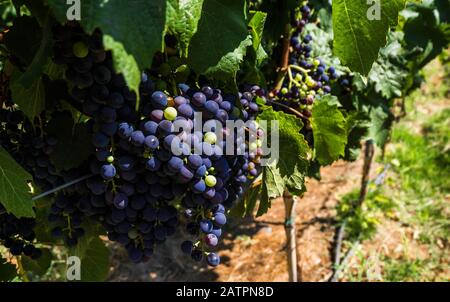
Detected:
[
  {"left": 10, "top": 72, "right": 46, "bottom": 122},
  {"left": 166, "top": 0, "right": 204, "bottom": 56},
  {"left": 188, "top": 0, "right": 248, "bottom": 75},
  {"left": 7, "top": 13, "right": 53, "bottom": 121},
  {"left": 47, "top": 111, "right": 94, "bottom": 171},
  {"left": 203, "top": 35, "right": 253, "bottom": 88},
  {"left": 248, "top": 11, "right": 268, "bottom": 66},
  {"left": 0, "top": 146, "right": 34, "bottom": 218},
  {"left": 311, "top": 95, "right": 348, "bottom": 166},
  {"left": 46, "top": 0, "right": 167, "bottom": 97},
  {"left": 69, "top": 232, "right": 110, "bottom": 282},
  {"left": 0, "top": 258, "right": 17, "bottom": 281},
  {"left": 22, "top": 249, "right": 52, "bottom": 276},
  {"left": 332, "top": 0, "right": 406, "bottom": 75},
  {"left": 254, "top": 105, "right": 310, "bottom": 216}
]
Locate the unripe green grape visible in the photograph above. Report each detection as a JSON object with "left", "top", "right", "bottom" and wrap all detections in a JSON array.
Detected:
[
  {"left": 281, "top": 87, "right": 289, "bottom": 94},
  {"left": 107, "top": 156, "right": 114, "bottom": 163},
  {"left": 73, "top": 41, "right": 89, "bottom": 58},
  {"left": 313, "top": 59, "right": 321, "bottom": 67},
  {"left": 300, "top": 90, "right": 307, "bottom": 98},
  {"left": 204, "top": 132, "right": 217, "bottom": 144},
  {"left": 164, "top": 107, "right": 177, "bottom": 121},
  {"left": 205, "top": 175, "right": 217, "bottom": 187},
  {"left": 295, "top": 73, "right": 303, "bottom": 82}
]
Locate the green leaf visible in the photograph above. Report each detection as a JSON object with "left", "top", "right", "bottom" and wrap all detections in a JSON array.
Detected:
[
  {"left": 0, "top": 258, "right": 17, "bottom": 281},
  {"left": 311, "top": 95, "right": 348, "bottom": 166},
  {"left": 332, "top": 0, "right": 406, "bottom": 74},
  {"left": 42, "top": 58, "right": 66, "bottom": 81},
  {"left": 46, "top": 111, "right": 94, "bottom": 171},
  {"left": 0, "top": 146, "right": 34, "bottom": 218},
  {"left": 166, "top": 0, "right": 204, "bottom": 56},
  {"left": 229, "top": 182, "right": 261, "bottom": 218},
  {"left": 248, "top": 11, "right": 268, "bottom": 66},
  {"left": 16, "top": 13, "right": 53, "bottom": 88},
  {"left": 69, "top": 235, "right": 110, "bottom": 282},
  {"left": 21, "top": 249, "right": 52, "bottom": 276},
  {"left": 9, "top": 14, "right": 53, "bottom": 121},
  {"left": 368, "top": 34, "right": 408, "bottom": 99},
  {"left": 102, "top": 35, "right": 140, "bottom": 100},
  {"left": 10, "top": 72, "right": 46, "bottom": 121},
  {"left": 188, "top": 0, "right": 248, "bottom": 74},
  {"left": 203, "top": 35, "right": 253, "bottom": 85},
  {"left": 46, "top": 0, "right": 166, "bottom": 95},
  {"left": 344, "top": 111, "right": 370, "bottom": 161},
  {"left": 368, "top": 105, "right": 394, "bottom": 148},
  {"left": 256, "top": 105, "right": 310, "bottom": 215}
]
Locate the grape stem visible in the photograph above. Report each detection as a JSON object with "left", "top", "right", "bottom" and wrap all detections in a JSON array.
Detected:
[
  {"left": 289, "top": 64, "right": 309, "bottom": 75},
  {"left": 287, "top": 66, "right": 302, "bottom": 88},
  {"left": 273, "top": 23, "right": 292, "bottom": 92},
  {"left": 265, "top": 99, "right": 307, "bottom": 120}
]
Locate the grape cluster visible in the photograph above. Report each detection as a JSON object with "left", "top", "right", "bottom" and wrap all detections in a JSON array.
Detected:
[
  {"left": 0, "top": 108, "right": 62, "bottom": 191},
  {"left": 272, "top": 1, "right": 340, "bottom": 123},
  {"left": 0, "top": 204, "right": 42, "bottom": 258},
  {"left": 50, "top": 23, "right": 265, "bottom": 265},
  {"left": 0, "top": 98, "right": 91, "bottom": 256}
]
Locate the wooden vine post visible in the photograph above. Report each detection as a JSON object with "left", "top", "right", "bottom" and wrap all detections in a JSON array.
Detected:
[
  {"left": 356, "top": 140, "right": 375, "bottom": 207},
  {"left": 283, "top": 190, "right": 300, "bottom": 282}
]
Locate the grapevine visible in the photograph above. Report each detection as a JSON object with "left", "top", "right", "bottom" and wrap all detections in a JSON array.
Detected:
[{"left": 0, "top": 0, "right": 448, "bottom": 282}]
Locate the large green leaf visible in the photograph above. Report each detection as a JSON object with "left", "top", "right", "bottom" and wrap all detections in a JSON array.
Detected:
[
  {"left": 368, "top": 105, "right": 394, "bottom": 148},
  {"left": 255, "top": 105, "right": 310, "bottom": 215},
  {"left": 203, "top": 35, "right": 253, "bottom": 86},
  {"left": 166, "top": 0, "right": 204, "bottom": 56},
  {"left": 21, "top": 249, "right": 52, "bottom": 276},
  {"left": 332, "top": 0, "right": 405, "bottom": 74},
  {"left": 69, "top": 235, "right": 110, "bottom": 282},
  {"left": 10, "top": 72, "right": 46, "bottom": 121},
  {"left": 0, "top": 146, "right": 34, "bottom": 218},
  {"left": 46, "top": 0, "right": 166, "bottom": 95},
  {"left": 8, "top": 14, "right": 53, "bottom": 121},
  {"left": 188, "top": 0, "right": 248, "bottom": 74},
  {"left": 248, "top": 11, "right": 267, "bottom": 66},
  {"left": 46, "top": 111, "right": 94, "bottom": 171},
  {"left": 311, "top": 95, "right": 348, "bottom": 166}
]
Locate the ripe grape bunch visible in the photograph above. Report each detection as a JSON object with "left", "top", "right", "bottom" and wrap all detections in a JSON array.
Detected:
[{"left": 49, "top": 22, "right": 265, "bottom": 266}]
